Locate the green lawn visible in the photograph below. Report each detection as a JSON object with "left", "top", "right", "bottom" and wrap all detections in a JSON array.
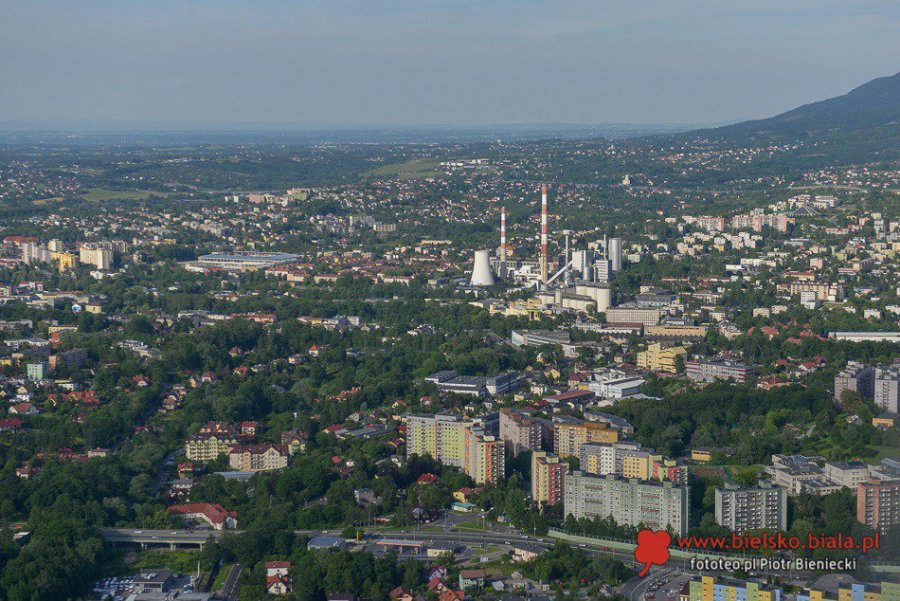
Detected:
[
  {"left": 456, "top": 521, "right": 487, "bottom": 531},
  {"left": 133, "top": 549, "right": 202, "bottom": 575},
  {"left": 363, "top": 158, "right": 444, "bottom": 179},
  {"left": 212, "top": 563, "right": 235, "bottom": 591}
]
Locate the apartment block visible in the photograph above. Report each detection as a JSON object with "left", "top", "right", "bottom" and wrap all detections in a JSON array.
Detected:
[
  {"left": 499, "top": 408, "right": 541, "bottom": 457},
  {"left": 228, "top": 444, "right": 289, "bottom": 472},
  {"left": 686, "top": 358, "right": 753, "bottom": 383},
  {"left": 553, "top": 417, "right": 620, "bottom": 459},
  {"left": 463, "top": 426, "right": 505, "bottom": 485},
  {"left": 834, "top": 362, "right": 875, "bottom": 403},
  {"left": 78, "top": 243, "right": 114, "bottom": 270},
  {"left": 874, "top": 365, "right": 900, "bottom": 413},
  {"left": 531, "top": 451, "right": 567, "bottom": 506},
  {"left": 686, "top": 576, "right": 781, "bottom": 601},
  {"left": 563, "top": 471, "right": 689, "bottom": 536},
  {"left": 186, "top": 430, "right": 239, "bottom": 462},
  {"left": 714, "top": 481, "right": 788, "bottom": 533},
  {"left": 857, "top": 478, "right": 900, "bottom": 535},
  {"left": 406, "top": 413, "right": 466, "bottom": 467}
]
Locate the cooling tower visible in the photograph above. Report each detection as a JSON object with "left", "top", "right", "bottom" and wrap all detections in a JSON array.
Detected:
[{"left": 470, "top": 250, "right": 496, "bottom": 286}]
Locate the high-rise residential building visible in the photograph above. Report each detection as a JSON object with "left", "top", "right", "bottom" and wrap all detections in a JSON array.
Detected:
[
  {"left": 499, "top": 408, "right": 541, "bottom": 457},
  {"left": 579, "top": 440, "right": 688, "bottom": 485},
  {"left": 553, "top": 417, "right": 620, "bottom": 459},
  {"left": 636, "top": 342, "right": 687, "bottom": 373},
  {"left": 834, "top": 362, "right": 875, "bottom": 403},
  {"left": 52, "top": 251, "right": 78, "bottom": 271},
  {"left": 579, "top": 440, "right": 648, "bottom": 478},
  {"left": 686, "top": 358, "right": 753, "bottom": 383},
  {"left": 714, "top": 481, "right": 788, "bottom": 533},
  {"left": 463, "top": 426, "right": 505, "bottom": 485},
  {"left": 563, "top": 471, "right": 689, "bottom": 535},
  {"left": 531, "top": 451, "right": 567, "bottom": 506},
  {"left": 406, "top": 413, "right": 466, "bottom": 467},
  {"left": 79, "top": 243, "right": 114, "bottom": 270},
  {"left": 687, "top": 576, "right": 782, "bottom": 601},
  {"left": 857, "top": 478, "right": 900, "bottom": 535},
  {"left": 874, "top": 365, "right": 900, "bottom": 413}
]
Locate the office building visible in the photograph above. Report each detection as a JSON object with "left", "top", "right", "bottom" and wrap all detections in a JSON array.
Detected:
[
  {"left": 564, "top": 471, "right": 689, "bottom": 536},
  {"left": 823, "top": 460, "right": 869, "bottom": 489},
  {"left": 531, "top": 451, "right": 567, "bottom": 506},
  {"left": 857, "top": 478, "right": 900, "bottom": 535},
  {"left": 874, "top": 365, "right": 900, "bottom": 413},
  {"left": 686, "top": 358, "right": 753, "bottom": 383},
  {"left": 835, "top": 362, "right": 875, "bottom": 403},
  {"left": 463, "top": 426, "right": 505, "bottom": 485},
  {"left": 637, "top": 342, "right": 687, "bottom": 373},
  {"left": 714, "top": 481, "right": 788, "bottom": 533},
  {"left": 499, "top": 408, "right": 541, "bottom": 457},
  {"left": 605, "top": 305, "right": 661, "bottom": 327}
]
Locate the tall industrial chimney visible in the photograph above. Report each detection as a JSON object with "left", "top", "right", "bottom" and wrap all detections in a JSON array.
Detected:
[
  {"left": 540, "top": 183, "right": 548, "bottom": 283},
  {"left": 499, "top": 207, "right": 508, "bottom": 278}
]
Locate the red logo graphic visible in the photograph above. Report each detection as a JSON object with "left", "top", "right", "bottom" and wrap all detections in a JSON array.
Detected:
[{"left": 635, "top": 529, "right": 671, "bottom": 577}]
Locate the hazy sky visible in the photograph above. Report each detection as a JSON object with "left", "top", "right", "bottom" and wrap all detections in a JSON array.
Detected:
[{"left": 1, "top": 0, "right": 899, "bottom": 127}]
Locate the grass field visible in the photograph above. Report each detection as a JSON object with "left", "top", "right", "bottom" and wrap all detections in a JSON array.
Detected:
[
  {"left": 363, "top": 158, "right": 444, "bottom": 179},
  {"left": 212, "top": 563, "right": 235, "bottom": 591},
  {"left": 80, "top": 187, "right": 171, "bottom": 201},
  {"left": 133, "top": 549, "right": 202, "bottom": 575}
]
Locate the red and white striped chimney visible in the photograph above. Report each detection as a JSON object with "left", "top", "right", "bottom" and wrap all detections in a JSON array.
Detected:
[
  {"left": 540, "top": 183, "right": 548, "bottom": 283},
  {"left": 500, "top": 206, "right": 507, "bottom": 262}
]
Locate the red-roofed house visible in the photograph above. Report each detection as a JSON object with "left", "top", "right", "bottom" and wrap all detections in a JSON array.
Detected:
[
  {"left": 417, "top": 473, "right": 438, "bottom": 485},
  {"left": 168, "top": 503, "right": 237, "bottom": 530},
  {"left": 265, "top": 562, "right": 291, "bottom": 596}
]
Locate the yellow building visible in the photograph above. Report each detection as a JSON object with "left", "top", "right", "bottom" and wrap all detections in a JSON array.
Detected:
[
  {"left": 52, "top": 251, "right": 78, "bottom": 271},
  {"left": 405, "top": 414, "right": 466, "bottom": 467},
  {"left": 691, "top": 448, "right": 714, "bottom": 463},
  {"left": 622, "top": 453, "right": 651, "bottom": 479},
  {"left": 636, "top": 342, "right": 687, "bottom": 373},
  {"left": 185, "top": 432, "right": 238, "bottom": 462},
  {"left": 553, "top": 419, "right": 619, "bottom": 458},
  {"left": 689, "top": 577, "right": 782, "bottom": 601},
  {"left": 463, "top": 426, "right": 505, "bottom": 485}
]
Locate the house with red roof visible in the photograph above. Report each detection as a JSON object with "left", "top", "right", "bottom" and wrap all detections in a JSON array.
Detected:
[
  {"left": 168, "top": 502, "right": 237, "bottom": 530},
  {"left": 417, "top": 473, "right": 438, "bottom": 485},
  {"left": 265, "top": 561, "right": 291, "bottom": 596},
  {"left": 0, "top": 418, "right": 24, "bottom": 433}
]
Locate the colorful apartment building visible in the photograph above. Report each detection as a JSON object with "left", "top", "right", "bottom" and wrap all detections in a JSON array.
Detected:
[
  {"left": 684, "top": 577, "right": 781, "bottom": 601},
  {"left": 553, "top": 417, "right": 620, "bottom": 458},
  {"left": 531, "top": 451, "right": 567, "bottom": 506}
]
